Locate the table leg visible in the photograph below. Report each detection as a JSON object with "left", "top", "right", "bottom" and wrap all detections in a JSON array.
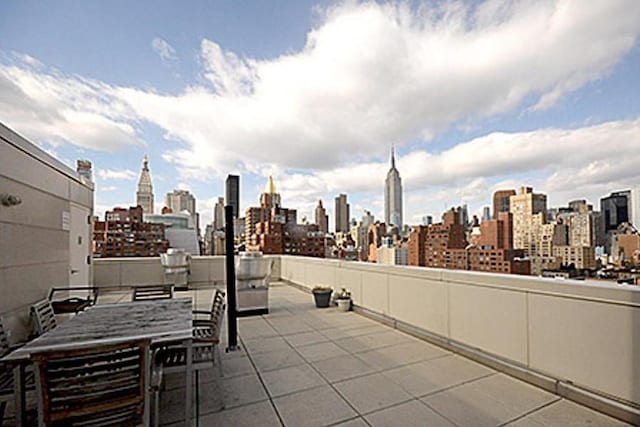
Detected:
[
  {"left": 185, "top": 339, "right": 192, "bottom": 427},
  {"left": 13, "top": 364, "right": 24, "bottom": 427},
  {"left": 144, "top": 345, "right": 150, "bottom": 427}
]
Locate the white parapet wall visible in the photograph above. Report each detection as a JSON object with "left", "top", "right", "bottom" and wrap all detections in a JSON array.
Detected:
[
  {"left": 279, "top": 255, "right": 640, "bottom": 422},
  {"left": 93, "top": 255, "right": 281, "bottom": 290}
]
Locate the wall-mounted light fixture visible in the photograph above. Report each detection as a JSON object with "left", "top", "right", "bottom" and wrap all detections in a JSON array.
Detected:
[{"left": 1, "top": 193, "right": 22, "bottom": 207}]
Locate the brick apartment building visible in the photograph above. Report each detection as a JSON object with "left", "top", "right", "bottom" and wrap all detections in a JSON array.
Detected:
[
  {"left": 93, "top": 206, "right": 169, "bottom": 257},
  {"left": 245, "top": 177, "right": 326, "bottom": 258},
  {"left": 408, "top": 208, "right": 530, "bottom": 275}
]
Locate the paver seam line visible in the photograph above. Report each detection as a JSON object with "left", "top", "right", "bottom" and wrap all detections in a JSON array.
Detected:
[
  {"left": 348, "top": 348, "right": 453, "bottom": 376},
  {"left": 237, "top": 332, "right": 286, "bottom": 427},
  {"left": 496, "top": 396, "right": 563, "bottom": 427},
  {"left": 414, "top": 397, "right": 463, "bottom": 427},
  {"left": 321, "top": 352, "right": 453, "bottom": 386},
  {"left": 325, "top": 416, "right": 372, "bottom": 427},
  {"left": 412, "top": 371, "right": 498, "bottom": 399},
  {"left": 360, "top": 395, "right": 463, "bottom": 424},
  {"left": 272, "top": 305, "right": 370, "bottom": 424},
  {"left": 357, "top": 396, "right": 423, "bottom": 417},
  {"left": 274, "top": 290, "right": 469, "bottom": 422}
]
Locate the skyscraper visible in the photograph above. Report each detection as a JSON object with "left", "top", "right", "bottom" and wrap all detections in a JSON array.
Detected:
[
  {"left": 510, "top": 187, "right": 547, "bottom": 256},
  {"left": 225, "top": 174, "right": 240, "bottom": 218},
  {"left": 315, "top": 200, "right": 328, "bottom": 233},
  {"left": 136, "top": 155, "right": 154, "bottom": 214},
  {"left": 214, "top": 197, "right": 225, "bottom": 230},
  {"left": 165, "top": 189, "right": 198, "bottom": 233},
  {"left": 335, "top": 193, "right": 350, "bottom": 233},
  {"left": 493, "top": 189, "right": 516, "bottom": 219},
  {"left": 601, "top": 190, "right": 631, "bottom": 233},
  {"left": 384, "top": 146, "right": 403, "bottom": 229},
  {"left": 165, "top": 189, "right": 196, "bottom": 214},
  {"left": 601, "top": 190, "right": 631, "bottom": 253}
]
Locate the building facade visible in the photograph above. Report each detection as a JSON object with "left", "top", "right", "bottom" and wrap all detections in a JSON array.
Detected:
[
  {"left": 245, "top": 176, "right": 325, "bottom": 258},
  {"left": 165, "top": 189, "right": 196, "bottom": 215},
  {"left": 136, "top": 155, "right": 154, "bottom": 214},
  {"left": 315, "top": 199, "right": 328, "bottom": 233},
  {"left": 384, "top": 146, "right": 403, "bottom": 229},
  {"left": 510, "top": 187, "right": 547, "bottom": 256},
  {"left": 214, "top": 197, "right": 225, "bottom": 230},
  {"left": 601, "top": 190, "right": 631, "bottom": 253},
  {"left": 553, "top": 245, "right": 596, "bottom": 270},
  {"left": 93, "top": 206, "right": 169, "bottom": 257},
  {"left": 335, "top": 193, "right": 350, "bottom": 233},
  {"left": 493, "top": 189, "right": 516, "bottom": 219}
]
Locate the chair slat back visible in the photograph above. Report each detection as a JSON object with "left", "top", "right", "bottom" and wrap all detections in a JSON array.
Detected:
[
  {"left": 31, "top": 299, "right": 57, "bottom": 336},
  {"left": 0, "top": 318, "right": 10, "bottom": 358},
  {"left": 32, "top": 339, "right": 149, "bottom": 426},
  {"left": 132, "top": 285, "right": 173, "bottom": 302}
]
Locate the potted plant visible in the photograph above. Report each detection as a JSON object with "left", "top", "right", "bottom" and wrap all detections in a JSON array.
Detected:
[
  {"left": 312, "top": 286, "right": 333, "bottom": 308},
  {"left": 335, "top": 288, "right": 351, "bottom": 312}
]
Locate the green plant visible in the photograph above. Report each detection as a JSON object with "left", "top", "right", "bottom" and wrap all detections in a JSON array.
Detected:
[{"left": 335, "top": 288, "right": 351, "bottom": 300}]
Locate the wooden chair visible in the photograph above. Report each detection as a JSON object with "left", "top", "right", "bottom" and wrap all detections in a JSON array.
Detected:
[
  {"left": 153, "top": 290, "right": 227, "bottom": 421},
  {"left": 48, "top": 286, "right": 99, "bottom": 314},
  {"left": 0, "top": 318, "right": 35, "bottom": 425},
  {"left": 132, "top": 285, "right": 174, "bottom": 302},
  {"left": 30, "top": 300, "right": 57, "bottom": 336},
  {"left": 31, "top": 339, "right": 150, "bottom": 427}
]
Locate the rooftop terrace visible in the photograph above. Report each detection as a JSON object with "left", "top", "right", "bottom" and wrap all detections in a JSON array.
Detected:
[{"left": 149, "top": 282, "right": 629, "bottom": 426}]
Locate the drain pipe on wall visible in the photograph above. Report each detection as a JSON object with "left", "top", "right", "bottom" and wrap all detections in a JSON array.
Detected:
[{"left": 225, "top": 205, "right": 239, "bottom": 351}]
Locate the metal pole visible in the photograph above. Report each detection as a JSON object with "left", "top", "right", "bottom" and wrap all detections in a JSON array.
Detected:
[{"left": 225, "top": 205, "right": 238, "bottom": 350}]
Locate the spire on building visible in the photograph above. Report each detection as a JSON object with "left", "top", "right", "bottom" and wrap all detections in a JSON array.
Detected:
[
  {"left": 391, "top": 144, "right": 396, "bottom": 169},
  {"left": 260, "top": 175, "right": 281, "bottom": 209},
  {"left": 266, "top": 175, "right": 276, "bottom": 194},
  {"left": 384, "top": 144, "right": 403, "bottom": 230},
  {"left": 136, "top": 154, "right": 154, "bottom": 214}
]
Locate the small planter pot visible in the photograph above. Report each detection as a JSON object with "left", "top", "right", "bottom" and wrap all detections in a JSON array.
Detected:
[
  {"left": 337, "top": 298, "right": 351, "bottom": 312},
  {"left": 312, "top": 289, "right": 332, "bottom": 308}
]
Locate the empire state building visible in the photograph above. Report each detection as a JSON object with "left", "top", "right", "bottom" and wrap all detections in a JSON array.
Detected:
[{"left": 384, "top": 146, "right": 403, "bottom": 229}]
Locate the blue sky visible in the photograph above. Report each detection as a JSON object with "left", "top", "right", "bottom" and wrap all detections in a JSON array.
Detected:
[{"left": 1, "top": 0, "right": 639, "bottom": 231}]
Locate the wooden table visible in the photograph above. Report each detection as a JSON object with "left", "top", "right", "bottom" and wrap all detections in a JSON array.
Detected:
[{"left": 2, "top": 298, "right": 193, "bottom": 427}]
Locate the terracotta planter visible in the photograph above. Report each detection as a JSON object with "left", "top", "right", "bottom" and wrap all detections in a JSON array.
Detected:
[{"left": 312, "top": 289, "right": 332, "bottom": 308}]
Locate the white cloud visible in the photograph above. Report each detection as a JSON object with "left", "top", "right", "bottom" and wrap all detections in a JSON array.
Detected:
[
  {"left": 0, "top": 58, "right": 142, "bottom": 151},
  {"left": 151, "top": 37, "right": 177, "bottom": 63},
  {"left": 1, "top": 1, "right": 640, "bottom": 225},
  {"left": 97, "top": 169, "right": 137, "bottom": 180},
  {"left": 275, "top": 118, "right": 640, "bottom": 223},
  {"left": 112, "top": 0, "right": 640, "bottom": 179}
]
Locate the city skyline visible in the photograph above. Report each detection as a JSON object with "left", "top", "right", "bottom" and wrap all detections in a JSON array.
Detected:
[{"left": 1, "top": 1, "right": 640, "bottom": 227}]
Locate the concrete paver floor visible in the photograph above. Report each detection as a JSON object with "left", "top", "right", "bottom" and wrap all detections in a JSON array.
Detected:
[{"left": 158, "top": 282, "right": 631, "bottom": 427}]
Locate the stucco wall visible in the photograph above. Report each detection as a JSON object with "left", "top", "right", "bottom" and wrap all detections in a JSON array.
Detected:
[{"left": 0, "top": 123, "right": 93, "bottom": 342}]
